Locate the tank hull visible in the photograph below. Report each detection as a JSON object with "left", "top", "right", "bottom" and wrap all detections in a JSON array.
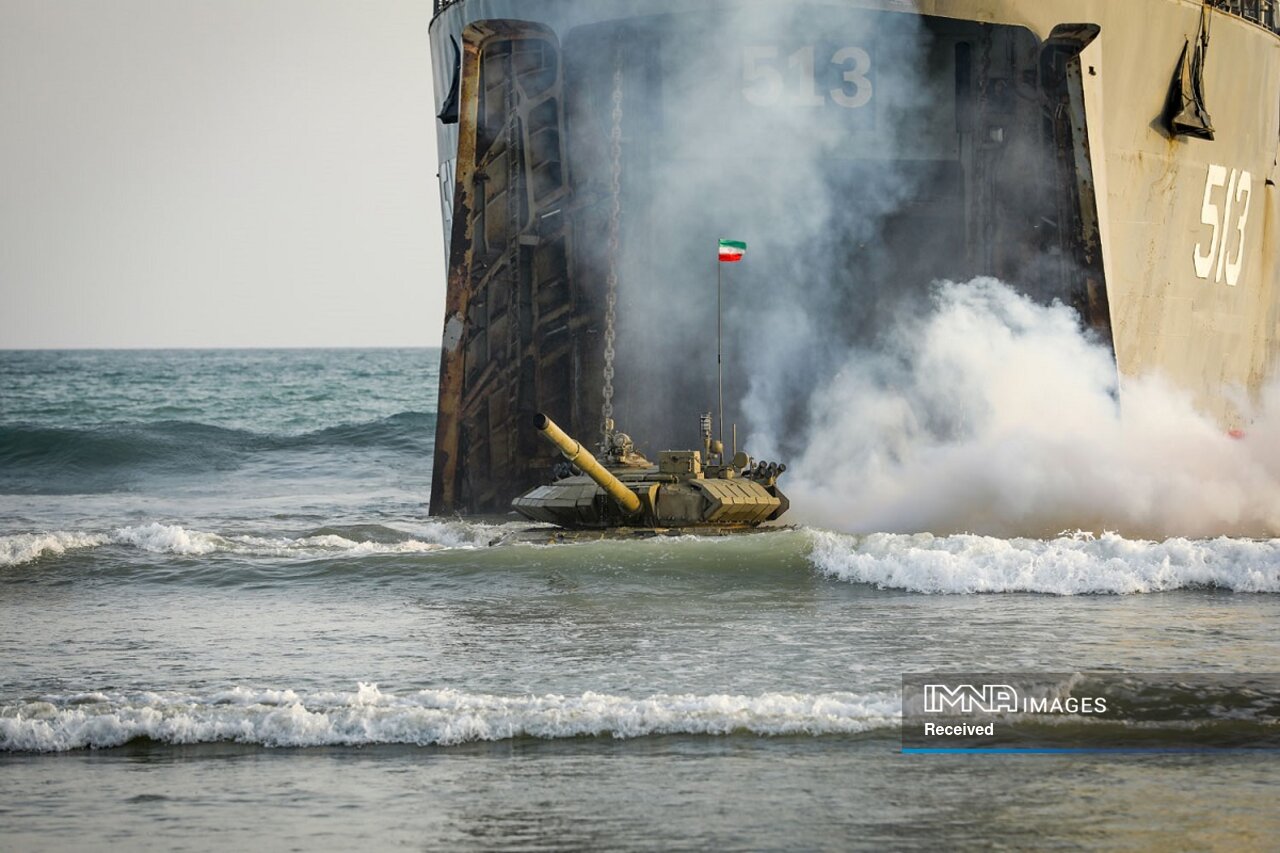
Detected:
[
  {"left": 426, "top": 0, "right": 1280, "bottom": 516},
  {"left": 511, "top": 473, "right": 784, "bottom": 529}
]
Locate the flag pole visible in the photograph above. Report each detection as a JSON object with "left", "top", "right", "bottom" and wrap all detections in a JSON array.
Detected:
[{"left": 717, "top": 246, "right": 724, "bottom": 459}]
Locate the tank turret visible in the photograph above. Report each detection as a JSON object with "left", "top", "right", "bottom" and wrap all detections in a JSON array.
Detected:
[{"left": 512, "top": 413, "right": 788, "bottom": 530}]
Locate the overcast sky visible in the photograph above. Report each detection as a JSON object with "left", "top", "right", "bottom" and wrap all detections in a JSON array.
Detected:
[{"left": 0, "top": 0, "right": 445, "bottom": 348}]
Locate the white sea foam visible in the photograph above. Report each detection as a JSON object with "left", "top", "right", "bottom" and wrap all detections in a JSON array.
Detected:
[
  {"left": 112, "top": 523, "right": 224, "bottom": 555},
  {"left": 400, "top": 518, "right": 522, "bottom": 549},
  {"left": 0, "top": 522, "right": 480, "bottom": 567},
  {"left": 0, "top": 531, "right": 110, "bottom": 567},
  {"left": 807, "top": 529, "right": 1280, "bottom": 594},
  {"left": 0, "top": 683, "right": 900, "bottom": 752},
  {"left": 213, "top": 532, "right": 450, "bottom": 558}
]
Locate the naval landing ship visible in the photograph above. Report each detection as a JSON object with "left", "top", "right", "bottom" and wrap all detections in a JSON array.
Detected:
[{"left": 424, "top": 0, "right": 1280, "bottom": 517}]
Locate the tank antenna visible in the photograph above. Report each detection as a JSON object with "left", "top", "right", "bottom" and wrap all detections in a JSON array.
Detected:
[{"left": 717, "top": 246, "right": 724, "bottom": 457}]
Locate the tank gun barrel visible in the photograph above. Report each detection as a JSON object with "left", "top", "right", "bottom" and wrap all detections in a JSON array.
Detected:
[{"left": 534, "top": 413, "right": 642, "bottom": 515}]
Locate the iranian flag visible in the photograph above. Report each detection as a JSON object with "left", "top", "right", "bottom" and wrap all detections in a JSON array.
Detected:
[{"left": 718, "top": 239, "right": 746, "bottom": 263}]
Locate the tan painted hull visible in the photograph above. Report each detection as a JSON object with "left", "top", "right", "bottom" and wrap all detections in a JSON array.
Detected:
[{"left": 914, "top": 0, "right": 1280, "bottom": 423}]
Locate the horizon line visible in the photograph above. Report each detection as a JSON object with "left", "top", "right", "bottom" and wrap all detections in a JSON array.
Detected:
[{"left": 0, "top": 344, "right": 443, "bottom": 352}]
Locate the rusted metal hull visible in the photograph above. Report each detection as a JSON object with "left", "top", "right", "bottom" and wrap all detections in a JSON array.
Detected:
[{"left": 427, "top": 0, "right": 1280, "bottom": 516}]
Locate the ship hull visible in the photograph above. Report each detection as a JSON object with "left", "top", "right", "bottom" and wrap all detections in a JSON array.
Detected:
[{"left": 425, "top": 0, "right": 1280, "bottom": 516}]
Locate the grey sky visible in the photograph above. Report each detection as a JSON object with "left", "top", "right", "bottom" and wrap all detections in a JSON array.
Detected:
[{"left": 0, "top": 0, "right": 445, "bottom": 348}]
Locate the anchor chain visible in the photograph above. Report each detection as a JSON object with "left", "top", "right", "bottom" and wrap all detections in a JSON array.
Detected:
[{"left": 601, "top": 47, "right": 623, "bottom": 450}]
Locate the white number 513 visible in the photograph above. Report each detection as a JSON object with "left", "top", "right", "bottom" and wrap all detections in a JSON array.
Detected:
[
  {"left": 742, "top": 45, "right": 872, "bottom": 109},
  {"left": 1194, "top": 164, "right": 1253, "bottom": 286}
]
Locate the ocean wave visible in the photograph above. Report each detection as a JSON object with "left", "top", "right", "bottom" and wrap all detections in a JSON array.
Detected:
[
  {"left": 0, "top": 684, "right": 900, "bottom": 752},
  {"left": 0, "top": 531, "right": 111, "bottom": 567},
  {"left": 807, "top": 529, "right": 1280, "bottom": 594},
  {"left": 0, "top": 413, "right": 434, "bottom": 493},
  {"left": 0, "top": 521, "right": 495, "bottom": 568}
]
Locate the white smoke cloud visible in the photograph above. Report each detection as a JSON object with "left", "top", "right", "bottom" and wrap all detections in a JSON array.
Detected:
[
  {"left": 785, "top": 278, "right": 1280, "bottom": 538},
  {"left": 556, "top": 5, "right": 1280, "bottom": 538},
  {"left": 603, "top": 4, "right": 937, "bottom": 450}
]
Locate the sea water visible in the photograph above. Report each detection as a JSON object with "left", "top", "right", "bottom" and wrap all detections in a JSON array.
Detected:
[{"left": 2, "top": 349, "right": 1278, "bottom": 850}]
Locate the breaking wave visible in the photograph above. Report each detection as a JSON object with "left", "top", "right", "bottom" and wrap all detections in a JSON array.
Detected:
[
  {"left": 0, "top": 521, "right": 500, "bottom": 568},
  {"left": 807, "top": 529, "right": 1280, "bottom": 594},
  {"left": 0, "top": 684, "right": 900, "bottom": 752},
  {"left": 0, "top": 531, "right": 112, "bottom": 567},
  {"left": 11, "top": 523, "right": 1280, "bottom": 597}
]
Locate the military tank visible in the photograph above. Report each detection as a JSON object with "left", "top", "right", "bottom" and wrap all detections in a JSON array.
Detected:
[{"left": 512, "top": 412, "right": 788, "bottom": 530}]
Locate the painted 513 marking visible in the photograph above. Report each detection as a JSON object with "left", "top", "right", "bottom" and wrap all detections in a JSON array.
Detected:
[{"left": 1194, "top": 163, "right": 1253, "bottom": 287}]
